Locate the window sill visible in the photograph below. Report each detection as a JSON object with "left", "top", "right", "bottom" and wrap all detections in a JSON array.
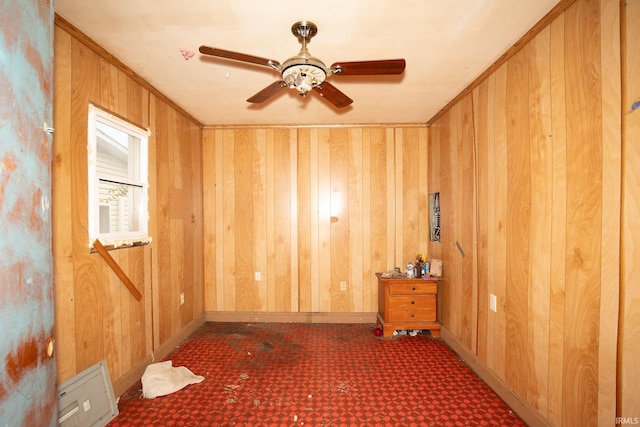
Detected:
[{"left": 90, "top": 237, "right": 152, "bottom": 253}]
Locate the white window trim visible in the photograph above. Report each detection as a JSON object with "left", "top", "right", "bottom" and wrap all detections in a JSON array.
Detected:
[{"left": 88, "top": 104, "right": 151, "bottom": 248}]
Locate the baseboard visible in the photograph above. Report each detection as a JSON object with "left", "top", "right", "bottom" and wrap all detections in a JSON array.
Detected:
[
  {"left": 205, "top": 311, "right": 378, "bottom": 324},
  {"left": 440, "top": 326, "right": 551, "bottom": 427},
  {"left": 112, "top": 312, "right": 206, "bottom": 398}
]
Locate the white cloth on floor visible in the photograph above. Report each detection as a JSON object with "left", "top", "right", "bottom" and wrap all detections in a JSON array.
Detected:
[{"left": 141, "top": 360, "right": 204, "bottom": 399}]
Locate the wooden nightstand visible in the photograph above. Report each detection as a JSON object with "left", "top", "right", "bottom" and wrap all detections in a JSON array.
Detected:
[{"left": 376, "top": 272, "right": 441, "bottom": 338}]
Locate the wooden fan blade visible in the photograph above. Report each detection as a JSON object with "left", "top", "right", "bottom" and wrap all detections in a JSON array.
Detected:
[
  {"left": 330, "top": 59, "right": 406, "bottom": 76},
  {"left": 199, "top": 45, "right": 280, "bottom": 69},
  {"left": 247, "top": 81, "right": 287, "bottom": 103},
  {"left": 313, "top": 81, "right": 353, "bottom": 108}
]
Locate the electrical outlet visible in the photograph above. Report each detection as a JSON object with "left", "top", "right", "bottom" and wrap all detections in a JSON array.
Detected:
[
  {"left": 180, "top": 292, "right": 185, "bottom": 306},
  {"left": 489, "top": 293, "right": 497, "bottom": 312},
  {"left": 340, "top": 281, "right": 347, "bottom": 291},
  {"left": 255, "top": 272, "right": 261, "bottom": 281}
]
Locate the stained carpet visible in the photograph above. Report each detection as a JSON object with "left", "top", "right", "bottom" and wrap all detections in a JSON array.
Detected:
[{"left": 108, "top": 322, "right": 526, "bottom": 426}]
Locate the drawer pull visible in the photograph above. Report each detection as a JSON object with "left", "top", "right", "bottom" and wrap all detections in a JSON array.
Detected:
[
  {"left": 411, "top": 313, "right": 415, "bottom": 318},
  {"left": 412, "top": 287, "right": 416, "bottom": 291},
  {"left": 411, "top": 300, "right": 415, "bottom": 304}
]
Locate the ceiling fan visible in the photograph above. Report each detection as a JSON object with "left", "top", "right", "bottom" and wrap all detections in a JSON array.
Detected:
[{"left": 199, "top": 21, "right": 406, "bottom": 108}]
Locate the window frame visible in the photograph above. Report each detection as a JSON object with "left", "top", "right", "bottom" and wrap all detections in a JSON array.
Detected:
[{"left": 87, "top": 104, "right": 150, "bottom": 248}]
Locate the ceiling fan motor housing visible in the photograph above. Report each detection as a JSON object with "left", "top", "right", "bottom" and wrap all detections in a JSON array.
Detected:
[{"left": 282, "top": 21, "right": 327, "bottom": 96}]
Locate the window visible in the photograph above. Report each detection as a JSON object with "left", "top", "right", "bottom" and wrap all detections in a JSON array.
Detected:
[{"left": 88, "top": 104, "right": 150, "bottom": 247}]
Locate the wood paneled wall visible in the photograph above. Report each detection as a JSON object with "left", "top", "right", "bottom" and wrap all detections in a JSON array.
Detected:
[
  {"left": 428, "top": 0, "right": 639, "bottom": 425},
  {"left": 203, "top": 127, "right": 429, "bottom": 315},
  {"left": 52, "top": 20, "right": 204, "bottom": 391}
]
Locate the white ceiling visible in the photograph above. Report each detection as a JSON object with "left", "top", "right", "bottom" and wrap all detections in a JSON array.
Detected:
[{"left": 54, "top": 0, "right": 560, "bottom": 126}]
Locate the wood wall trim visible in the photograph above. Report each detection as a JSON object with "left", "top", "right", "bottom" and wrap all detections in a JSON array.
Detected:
[
  {"left": 206, "top": 311, "right": 377, "bottom": 324},
  {"left": 54, "top": 13, "right": 202, "bottom": 128},
  {"left": 427, "top": 0, "right": 578, "bottom": 126},
  {"left": 203, "top": 123, "right": 429, "bottom": 130},
  {"left": 441, "top": 326, "right": 552, "bottom": 427}
]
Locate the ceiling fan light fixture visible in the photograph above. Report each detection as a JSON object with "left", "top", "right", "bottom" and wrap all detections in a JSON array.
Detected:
[{"left": 282, "top": 57, "right": 327, "bottom": 96}]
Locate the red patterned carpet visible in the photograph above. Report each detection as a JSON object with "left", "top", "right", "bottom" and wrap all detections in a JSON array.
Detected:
[{"left": 108, "top": 322, "right": 526, "bottom": 426}]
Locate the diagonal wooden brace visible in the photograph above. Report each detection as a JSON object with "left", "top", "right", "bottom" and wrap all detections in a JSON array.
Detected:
[{"left": 93, "top": 239, "right": 142, "bottom": 301}]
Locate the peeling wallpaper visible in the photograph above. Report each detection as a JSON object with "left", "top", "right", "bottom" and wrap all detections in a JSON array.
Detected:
[{"left": 0, "top": 0, "right": 55, "bottom": 425}]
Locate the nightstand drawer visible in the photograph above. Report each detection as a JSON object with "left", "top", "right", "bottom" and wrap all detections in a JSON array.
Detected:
[
  {"left": 388, "top": 282, "right": 437, "bottom": 295},
  {"left": 388, "top": 306, "right": 436, "bottom": 322},
  {"left": 387, "top": 295, "right": 435, "bottom": 310}
]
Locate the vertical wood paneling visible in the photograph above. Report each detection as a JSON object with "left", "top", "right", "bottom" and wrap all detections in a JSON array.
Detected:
[
  {"left": 309, "top": 129, "right": 320, "bottom": 312},
  {"left": 70, "top": 39, "right": 104, "bottom": 371},
  {"left": 171, "top": 218, "right": 185, "bottom": 333},
  {"left": 222, "top": 130, "right": 236, "bottom": 310},
  {"left": 459, "top": 96, "right": 475, "bottom": 351},
  {"left": 400, "top": 128, "right": 420, "bottom": 264},
  {"left": 317, "top": 129, "right": 332, "bottom": 311},
  {"left": 202, "top": 125, "right": 429, "bottom": 316},
  {"left": 385, "top": 129, "right": 396, "bottom": 270},
  {"left": 473, "top": 81, "right": 489, "bottom": 364},
  {"left": 505, "top": 45, "right": 530, "bottom": 397},
  {"left": 191, "top": 122, "right": 204, "bottom": 318},
  {"left": 297, "top": 129, "right": 312, "bottom": 312},
  {"left": 369, "top": 128, "right": 389, "bottom": 286},
  {"left": 548, "top": 13, "right": 568, "bottom": 425},
  {"left": 527, "top": 26, "right": 552, "bottom": 413},
  {"left": 203, "top": 131, "right": 217, "bottom": 311},
  {"left": 234, "top": 129, "right": 254, "bottom": 311},
  {"left": 253, "top": 130, "right": 268, "bottom": 311},
  {"left": 436, "top": 113, "right": 452, "bottom": 328},
  {"left": 349, "top": 129, "right": 364, "bottom": 312},
  {"left": 330, "top": 128, "right": 349, "bottom": 312},
  {"left": 431, "top": 98, "right": 475, "bottom": 348},
  {"left": 116, "top": 252, "right": 131, "bottom": 370},
  {"left": 155, "top": 100, "right": 171, "bottom": 344},
  {"left": 102, "top": 248, "right": 122, "bottom": 380},
  {"left": 360, "top": 129, "right": 373, "bottom": 311},
  {"left": 491, "top": 64, "right": 509, "bottom": 382},
  {"left": 598, "top": 0, "right": 621, "bottom": 423},
  {"left": 127, "top": 246, "right": 146, "bottom": 364},
  {"left": 394, "top": 130, "right": 404, "bottom": 267},
  {"left": 418, "top": 128, "right": 429, "bottom": 250},
  {"left": 149, "top": 94, "right": 160, "bottom": 350},
  {"left": 289, "top": 131, "right": 299, "bottom": 313},
  {"left": 621, "top": 0, "right": 640, "bottom": 419},
  {"left": 214, "top": 129, "right": 225, "bottom": 310},
  {"left": 449, "top": 103, "right": 463, "bottom": 341},
  {"left": 428, "top": 123, "right": 442, "bottom": 262},
  {"left": 274, "top": 129, "right": 293, "bottom": 311},
  {"left": 563, "top": 1, "right": 602, "bottom": 423},
  {"left": 52, "top": 25, "right": 76, "bottom": 382},
  {"left": 266, "top": 129, "right": 275, "bottom": 310},
  {"left": 100, "top": 60, "right": 118, "bottom": 112}
]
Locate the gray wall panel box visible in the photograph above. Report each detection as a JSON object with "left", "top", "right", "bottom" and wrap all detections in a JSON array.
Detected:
[{"left": 57, "top": 359, "right": 119, "bottom": 426}]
